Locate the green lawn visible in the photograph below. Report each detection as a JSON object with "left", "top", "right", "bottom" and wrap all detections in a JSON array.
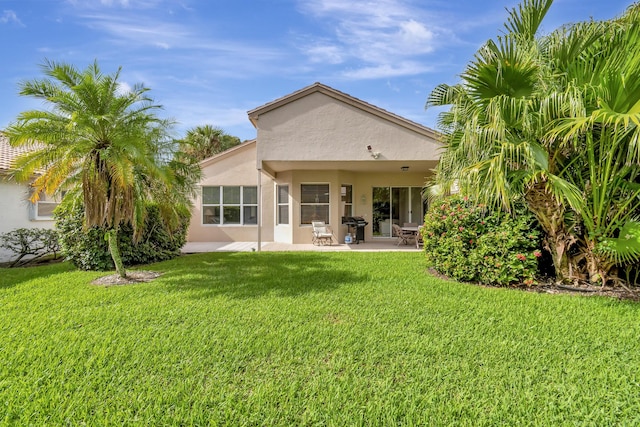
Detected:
[{"left": 1, "top": 252, "right": 639, "bottom": 426}]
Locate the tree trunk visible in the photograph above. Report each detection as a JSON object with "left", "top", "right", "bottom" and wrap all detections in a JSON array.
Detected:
[
  {"left": 582, "top": 239, "right": 615, "bottom": 286},
  {"left": 546, "top": 231, "right": 571, "bottom": 282},
  {"left": 107, "top": 229, "right": 126, "bottom": 278},
  {"left": 525, "top": 182, "right": 573, "bottom": 283}
]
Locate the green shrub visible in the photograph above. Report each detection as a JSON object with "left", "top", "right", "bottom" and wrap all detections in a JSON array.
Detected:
[
  {"left": 422, "top": 195, "right": 542, "bottom": 286},
  {"left": 55, "top": 201, "right": 190, "bottom": 271}
]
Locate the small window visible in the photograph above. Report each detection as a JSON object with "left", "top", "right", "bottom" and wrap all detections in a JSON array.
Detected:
[
  {"left": 35, "top": 201, "right": 58, "bottom": 219},
  {"left": 341, "top": 184, "right": 352, "bottom": 217},
  {"left": 31, "top": 192, "right": 62, "bottom": 221},
  {"left": 202, "top": 186, "right": 258, "bottom": 225},
  {"left": 300, "top": 184, "right": 330, "bottom": 225},
  {"left": 277, "top": 185, "right": 289, "bottom": 225}
]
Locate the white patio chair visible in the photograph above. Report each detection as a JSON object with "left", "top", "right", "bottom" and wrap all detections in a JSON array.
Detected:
[
  {"left": 416, "top": 225, "right": 424, "bottom": 249},
  {"left": 311, "top": 221, "right": 334, "bottom": 245}
]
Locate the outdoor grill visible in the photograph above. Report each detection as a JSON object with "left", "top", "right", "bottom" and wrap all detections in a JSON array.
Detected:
[{"left": 342, "top": 216, "right": 369, "bottom": 244}]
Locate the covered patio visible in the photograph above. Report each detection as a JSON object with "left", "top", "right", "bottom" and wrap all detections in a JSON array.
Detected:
[{"left": 182, "top": 240, "right": 422, "bottom": 253}]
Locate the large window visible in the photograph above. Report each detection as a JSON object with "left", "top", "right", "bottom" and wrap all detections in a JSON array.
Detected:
[
  {"left": 202, "top": 186, "right": 258, "bottom": 225},
  {"left": 300, "top": 183, "right": 329, "bottom": 225},
  {"left": 277, "top": 185, "right": 289, "bottom": 225}
]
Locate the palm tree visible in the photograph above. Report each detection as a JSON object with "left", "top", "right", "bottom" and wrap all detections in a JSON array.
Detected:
[
  {"left": 426, "top": 0, "right": 640, "bottom": 284},
  {"left": 181, "top": 124, "right": 241, "bottom": 162},
  {"left": 427, "top": 0, "right": 581, "bottom": 280},
  {"left": 5, "top": 60, "right": 198, "bottom": 277},
  {"left": 547, "top": 5, "right": 640, "bottom": 284}
]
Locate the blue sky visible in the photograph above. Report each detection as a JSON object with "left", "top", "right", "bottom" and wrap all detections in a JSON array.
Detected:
[{"left": 0, "top": 0, "right": 635, "bottom": 141}]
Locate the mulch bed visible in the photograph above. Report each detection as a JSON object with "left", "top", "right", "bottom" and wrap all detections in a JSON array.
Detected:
[
  {"left": 427, "top": 268, "right": 640, "bottom": 301},
  {"left": 91, "top": 270, "right": 162, "bottom": 286}
]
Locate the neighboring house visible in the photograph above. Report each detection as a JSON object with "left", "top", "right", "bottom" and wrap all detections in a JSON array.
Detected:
[
  {"left": 0, "top": 134, "right": 58, "bottom": 261},
  {"left": 187, "top": 82, "right": 441, "bottom": 246}
]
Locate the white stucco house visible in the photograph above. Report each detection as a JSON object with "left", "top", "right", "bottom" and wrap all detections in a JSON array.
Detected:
[
  {"left": 0, "top": 134, "right": 58, "bottom": 261},
  {"left": 186, "top": 82, "right": 441, "bottom": 246}
]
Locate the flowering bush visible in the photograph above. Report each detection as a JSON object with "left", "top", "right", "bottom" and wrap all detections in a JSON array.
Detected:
[{"left": 421, "top": 195, "right": 542, "bottom": 286}]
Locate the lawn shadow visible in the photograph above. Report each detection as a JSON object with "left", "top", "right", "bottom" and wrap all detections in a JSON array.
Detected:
[
  {"left": 156, "top": 252, "right": 368, "bottom": 299},
  {"left": 0, "top": 262, "right": 77, "bottom": 289}
]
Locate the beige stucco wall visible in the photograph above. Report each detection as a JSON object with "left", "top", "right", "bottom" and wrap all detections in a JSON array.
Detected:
[
  {"left": 255, "top": 91, "right": 440, "bottom": 164},
  {"left": 187, "top": 142, "right": 274, "bottom": 243}
]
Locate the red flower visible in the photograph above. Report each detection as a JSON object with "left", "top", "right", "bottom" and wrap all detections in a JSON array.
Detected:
[
  {"left": 533, "top": 250, "right": 542, "bottom": 258},
  {"left": 458, "top": 226, "right": 464, "bottom": 231},
  {"left": 469, "top": 239, "right": 474, "bottom": 244},
  {"left": 516, "top": 253, "right": 526, "bottom": 261}
]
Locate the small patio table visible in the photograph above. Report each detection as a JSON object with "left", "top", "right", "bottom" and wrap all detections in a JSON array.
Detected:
[{"left": 401, "top": 226, "right": 419, "bottom": 235}]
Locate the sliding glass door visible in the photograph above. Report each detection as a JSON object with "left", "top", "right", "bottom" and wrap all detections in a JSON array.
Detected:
[{"left": 372, "top": 186, "right": 425, "bottom": 237}]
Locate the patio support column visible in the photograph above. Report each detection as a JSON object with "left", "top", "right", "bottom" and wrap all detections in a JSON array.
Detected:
[{"left": 257, "top": 168, "right": 262, "bottom": 252}]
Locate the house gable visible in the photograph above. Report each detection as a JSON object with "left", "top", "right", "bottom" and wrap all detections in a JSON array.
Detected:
[{"left": 247, "top": 83, "right": 441, "bottom": 171}]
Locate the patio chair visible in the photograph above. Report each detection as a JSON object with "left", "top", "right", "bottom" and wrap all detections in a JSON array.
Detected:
[
  {"left": 311, "top": 221, "right": 334, "bottom": 245},
  {"left": 392, "top": 223, "right": 414, "bottom": 246},
  {"left": 416, "top": 225, "right": 424, "bottom": 249}
]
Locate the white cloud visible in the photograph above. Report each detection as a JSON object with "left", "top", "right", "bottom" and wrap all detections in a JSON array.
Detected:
[
  {"left": 297, "top": 0, "right": 442, "bottom": 79},
  {"left": 306, "top": 44, "right": 344, "bottom": 64},
  {"left": 1, "top": 10, "right": 23, "bottom": 25},
  {"left": 342, "top": 61, "right": 433, "bottom": 80},
  {"left": 100, "top": 0, "right": 130, "bottom": 6},
  {"left": 116, "top": 81, "right": 132, "bottom": 95},
  {"left": 66, "top": 0, "right": 162, "bottom": 9},
  {"left": 399, "top": 20, "right": 434, "bottom": 46},
  {"left": 79, "top": 14, "right": 189, "bottom": 49},
  {"left": 72, "top": 11, "right": 286, "bottom": 78}
]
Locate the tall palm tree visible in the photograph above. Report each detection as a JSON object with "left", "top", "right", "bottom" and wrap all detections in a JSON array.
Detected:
[
  {"left": 427, "top": 0, "right": 581, "bottom": 280},
  {"left": 426, "top": 0, "right": 640, "bottom": 284},
  {"left": 547, "top": 5, "right": 640, "bottom": 284},
  {"left": 5, "top": 60, "right": 198, "bottom": 277}
]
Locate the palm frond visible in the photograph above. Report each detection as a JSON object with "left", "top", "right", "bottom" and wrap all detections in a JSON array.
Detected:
[
  {"left": 598, "top": 220, "right": 640, "bottom": 265},
  {"left": 503, "top": 0, "right": 554, "bottom": 40}
]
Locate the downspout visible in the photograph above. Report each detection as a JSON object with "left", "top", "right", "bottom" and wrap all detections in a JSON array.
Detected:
[{"left": 257, "top": 167, "right": 262, "bottom": 252}]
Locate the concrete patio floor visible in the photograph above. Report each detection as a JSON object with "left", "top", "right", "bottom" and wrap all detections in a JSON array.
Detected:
[{"left": 182, "top": 240, "right": 422, "bottom": 253}]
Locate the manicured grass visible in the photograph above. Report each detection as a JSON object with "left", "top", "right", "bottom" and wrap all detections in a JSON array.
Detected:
[{"left": 1, "top": 252, "right": 639, "bottom": 425}]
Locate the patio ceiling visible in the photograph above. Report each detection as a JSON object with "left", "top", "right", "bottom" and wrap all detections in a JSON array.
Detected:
[{"left": 262, "top": 160, "right": 439, "bottom": 174}]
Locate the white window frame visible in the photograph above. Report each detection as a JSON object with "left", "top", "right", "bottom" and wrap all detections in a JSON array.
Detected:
[
  {"left": 202, "top": 185, "right": 258, "bottom": 226},
  {"left": 341, "top": 184, "right": 353, "bottom": 218},
  {"left": 30, "top": 191, "right": 63, "bottom": 221},
  {"left": 276, "top": 184, "right": 289, "bottom": 225}
]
